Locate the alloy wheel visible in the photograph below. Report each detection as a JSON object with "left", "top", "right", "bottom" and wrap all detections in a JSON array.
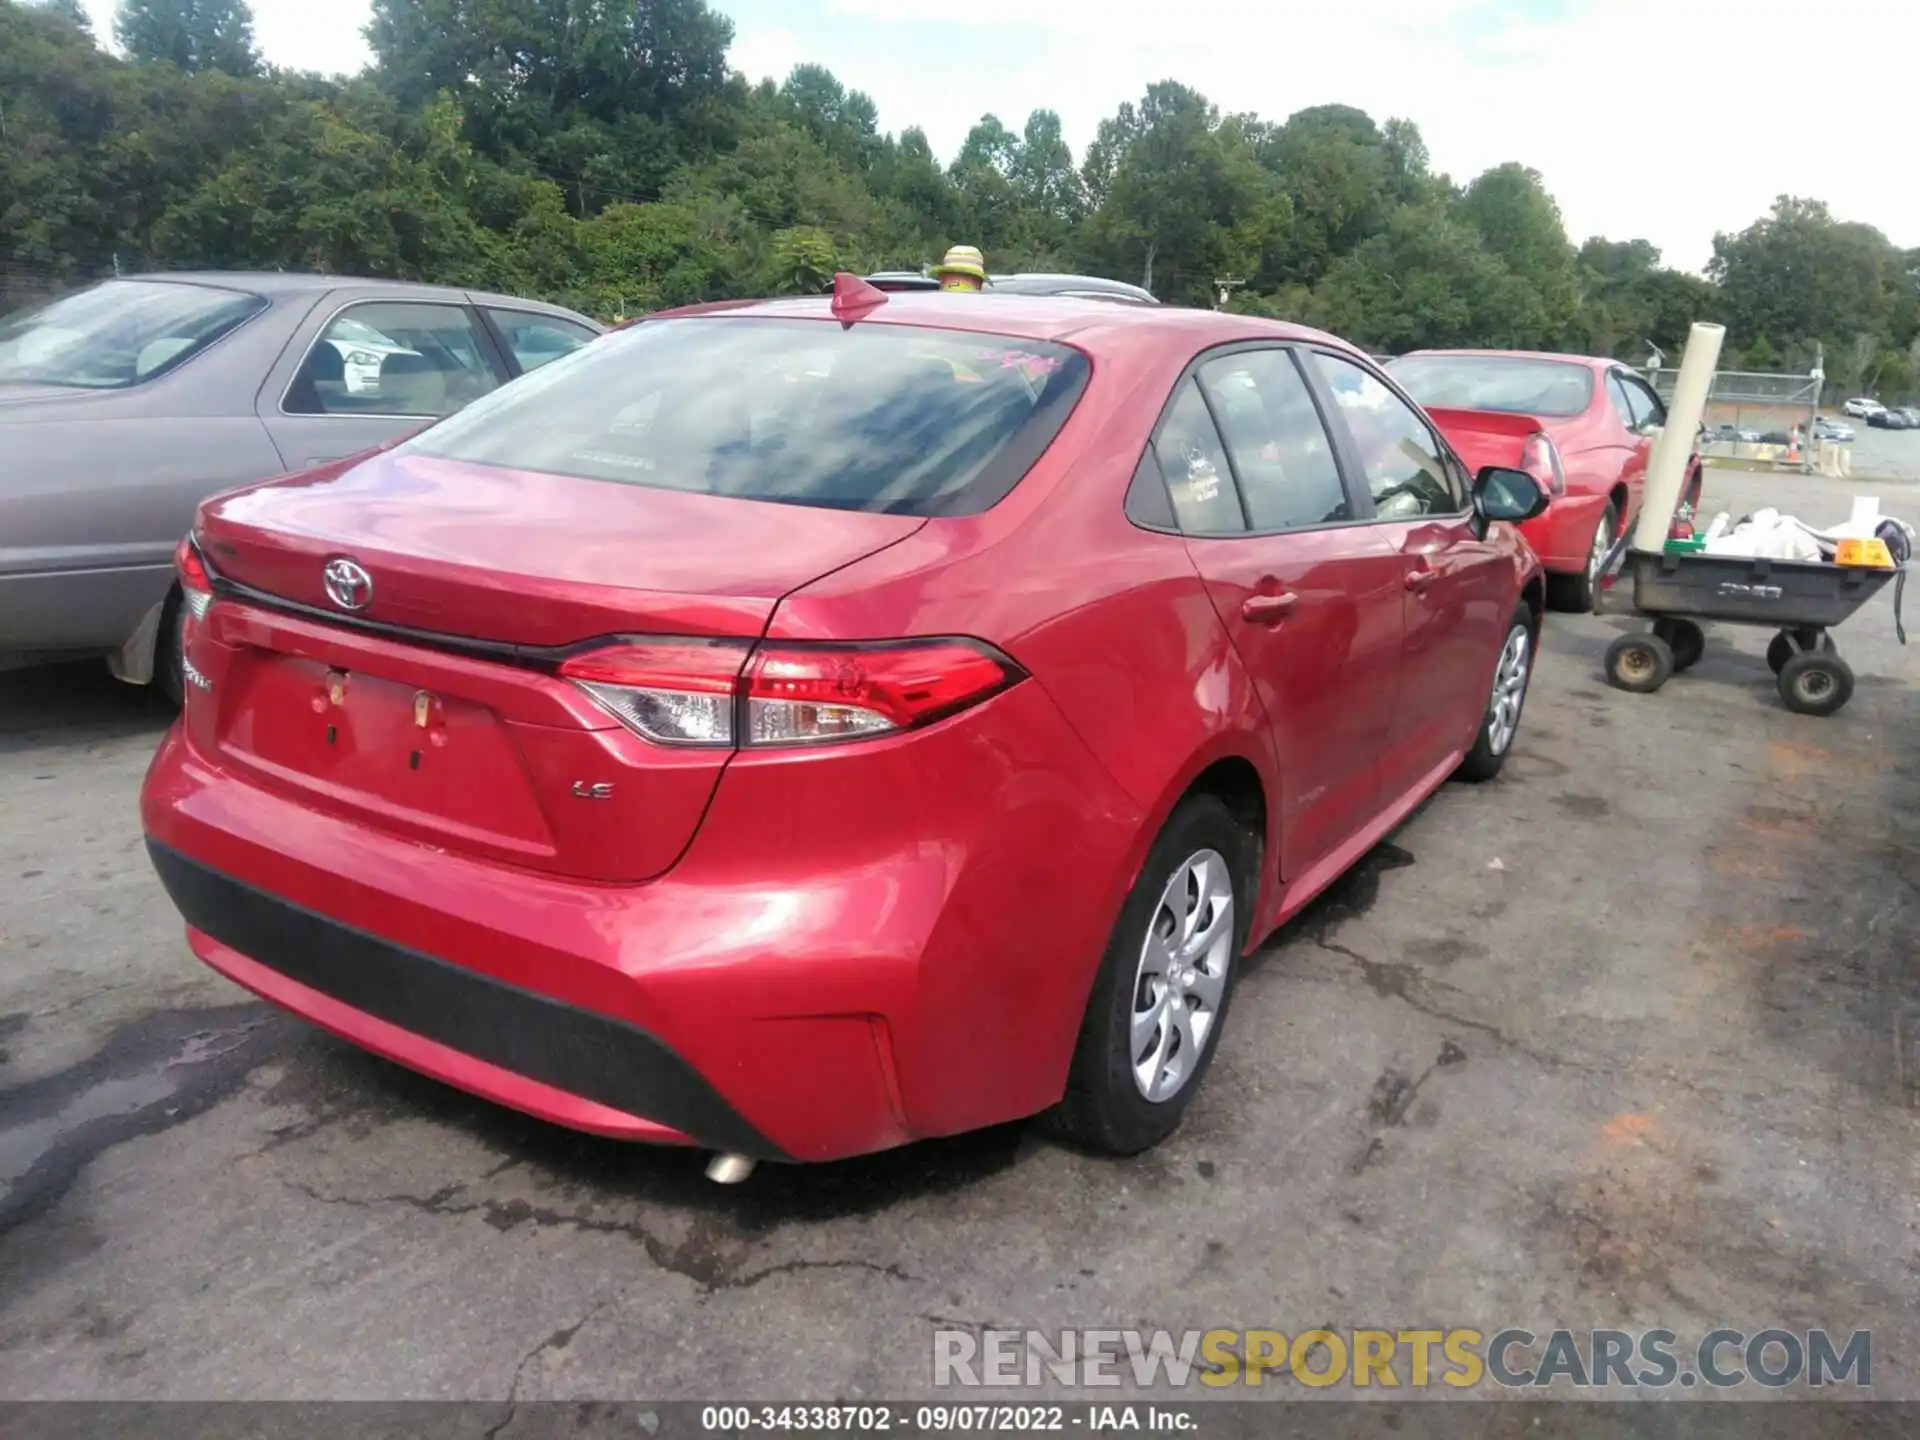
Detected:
[
  {"left": 1486, "top": 626, "right": 1531, "bottom": 756},
  {"left": 1129, "top": 848, "right": 1235, "bottom": 1103},
  {"left": 1587, "top": 512, "right": 1613, "bottom": 591}
]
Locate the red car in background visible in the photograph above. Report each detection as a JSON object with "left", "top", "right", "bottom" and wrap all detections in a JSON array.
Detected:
[
  {"left": 1387, "top": 351, "right": 1703, "bottom": 611},
  {"left": 142, "top": 287, "right": 1549, "bottom": 1170}
]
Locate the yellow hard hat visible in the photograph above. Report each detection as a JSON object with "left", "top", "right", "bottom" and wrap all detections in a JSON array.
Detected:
[{"left": 931, "top": 245, "right": 987, "bottom": 282}]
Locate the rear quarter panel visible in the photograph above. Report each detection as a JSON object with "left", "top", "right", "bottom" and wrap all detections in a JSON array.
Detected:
[
  {"left": 0, "top": 414, "right": 288, "bottom": 654},
  {"left": 0, "top": 291, "right": 304, "bottom": 656},
  {"left": 1552, "top": 384, "right": 1637, "bottom": 505}
]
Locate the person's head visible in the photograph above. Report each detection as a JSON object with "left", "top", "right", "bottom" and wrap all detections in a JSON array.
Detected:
[{"left": 932, "top": 245, "right": 987, "bottom": 293}]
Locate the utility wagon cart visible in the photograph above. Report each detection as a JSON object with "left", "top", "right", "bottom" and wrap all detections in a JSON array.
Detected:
[{"left": 1594, "top": 542, "right": 1907, "bottom": 717}]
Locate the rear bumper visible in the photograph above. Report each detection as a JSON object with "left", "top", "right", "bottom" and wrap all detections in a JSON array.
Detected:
[
  {"left": 140, "top": 673, "right": 1143, "bottom": 1161},
  {"left": 148, "top": 840, "right": 784, "bottom": 1155}
]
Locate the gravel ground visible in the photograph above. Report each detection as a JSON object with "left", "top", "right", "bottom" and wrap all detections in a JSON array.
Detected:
[{"left": 1, "top": 467, "right": 1916, "bottom": 1409}]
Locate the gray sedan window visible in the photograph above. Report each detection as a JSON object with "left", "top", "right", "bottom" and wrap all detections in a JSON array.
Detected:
[
  {"left": 286, "top": 302, "right": 502, "bottom": 418},
  {"left": 486, "top": 309, "right": 597, "bottom": 374},
  {"left": 0, "top": 280, "right": 264, "bottom": 389}
]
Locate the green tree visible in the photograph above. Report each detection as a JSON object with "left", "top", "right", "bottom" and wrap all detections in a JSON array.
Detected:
[
  {"left": 115, "top": 0, "right": 259, "bottom": 76},
  {"left": 1309, "top": 203, "right": 1538, "bottom": 352},
  {"left": 775, "top": 63, "right": 880, "bottom": 175},
  {"left": 1080, "top": 82, "right": 1282, "bottom": 302},
  {"left": 365, "top": 0, "right": 739, "bottom": 211},
  {"left": 0, "top": 0, "right": 1894, "bottom": 352},
  {"left": 1251, "top": 103, "right": 1395, "bottom": 288},
  {"left": 1708, "top": 196, "right": 1896, "bottom": 356},
  {"left": 1008, "top": 110, "right": 1081, "bottom": 234},
  {"left": 1456, "top": 163, "right": 1578, "bottom": 346},
  {"left": 868, "top": 126, "right": 951, "bottom": 243},
  {"left": 763, "top": 224, "right": 837, "bottom": 293},
  {"left": 947, "top": 114, "right": 1024, "bottom": 252}
]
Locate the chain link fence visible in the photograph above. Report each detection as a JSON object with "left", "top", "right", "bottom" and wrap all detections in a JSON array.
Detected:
[{"left": 1650, "top": 365, "right": 1820, "bottom": 452}]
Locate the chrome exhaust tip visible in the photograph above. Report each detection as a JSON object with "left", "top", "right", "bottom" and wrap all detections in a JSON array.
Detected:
[{"left": 705, "top": 1153, "right": 757, "bottom": 1185}]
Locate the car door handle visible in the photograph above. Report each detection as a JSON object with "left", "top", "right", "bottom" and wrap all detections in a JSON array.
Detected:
[
  {"left": 1404, "top": 568, "right": 1437, "bottom": 593},
  {"left": 1241, "top": 592, "right": 1299, "bottom": 625}
]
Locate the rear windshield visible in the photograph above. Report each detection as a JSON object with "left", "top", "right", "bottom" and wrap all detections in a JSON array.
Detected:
[
  {"left": 399, "top": 317, "right": 1091, "bottom": 517},
  {"left": 0, "top": 279, "right": 265, "bottom": 389},
  {"left": 1386, "top": 354, "right": 1594, "bottom": 418}
]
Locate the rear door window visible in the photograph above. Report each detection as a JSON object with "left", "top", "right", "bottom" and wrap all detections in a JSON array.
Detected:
[
  {"left": 399, "top": 317, "right": 1091, "bottom": 517},
  {"left": 1196, "top": 349, "right": 1352, "bottom": 531},
  {"left": 1607, "top": 374, "right": 1638, "bottom": 430},
  {"left": 0, "top": 279, "right": 264, "bottom": 389},
  {"left": 285, "top": 302, "right": 505, "bottom": 418},
  {"left": 485, "top": 308, "right": 598, "bottom": 374},
  {"left": 1616, "top": 373, "right": 1667, "bottom": 432}
]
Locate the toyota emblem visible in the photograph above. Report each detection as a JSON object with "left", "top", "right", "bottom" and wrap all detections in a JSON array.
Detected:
[{"left": 322, "top": 558, "right": 374, "bottom": 611}]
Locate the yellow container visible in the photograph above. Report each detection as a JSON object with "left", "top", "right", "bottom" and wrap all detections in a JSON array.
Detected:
[{"left": 1834, "top": 536, "right": 1895, "bottom": 569}]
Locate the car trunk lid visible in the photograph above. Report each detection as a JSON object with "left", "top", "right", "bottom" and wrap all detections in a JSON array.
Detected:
[
  {"left": 196, "top": 450, "right": 924, "bottom": 646},
  {"left": 186, "top": 451, "right": 924, "bottom": 881}
]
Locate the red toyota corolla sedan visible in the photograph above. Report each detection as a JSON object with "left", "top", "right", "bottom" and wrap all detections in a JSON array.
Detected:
[
  {"left": 142, "top": 284, "right": 1548, "bottom": 1170},
  {"left": 1387, "top": 350, "right": 1703, "bottom": 612}
]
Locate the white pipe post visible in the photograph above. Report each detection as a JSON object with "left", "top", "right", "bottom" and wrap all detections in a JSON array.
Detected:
[{"left": 1633, "top": 322, "right": 1726, "bottom": 553}]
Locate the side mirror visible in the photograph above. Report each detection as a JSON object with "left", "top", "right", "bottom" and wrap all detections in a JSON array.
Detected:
[{"left": 1474, "top": 465, "right": 1551, "bottom": 523}]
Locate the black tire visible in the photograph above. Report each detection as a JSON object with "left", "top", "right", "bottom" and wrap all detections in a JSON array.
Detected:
[
  {"left": 155, "top": 587, "right": 187, "bottom": 707},
  {"left": 1766, "top": 629, "right": 1832, "bottom": 676},
  {"left": 1777, "top": 652, "right": 1854, "bottom": 717},
  {"left": 1653, "top": 617, "right": 1706, "bottom": 673},
  {"left": 1045, "top": 793, "right": 1255, "bottom": 1156},
  {"left": 1550, "top": 502, "right": 1616, "bottom": 614},
  {"left": 1455, "top": 609, "right": 1534, "bottom": 783},
  {"left": 1603, "top": 631, "right": 1673, "bottom": 693}
]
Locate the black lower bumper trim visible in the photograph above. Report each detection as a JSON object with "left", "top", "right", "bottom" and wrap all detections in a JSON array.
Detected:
[{"left": 146, "top": 841, "right": 788, "bottom": 1160}]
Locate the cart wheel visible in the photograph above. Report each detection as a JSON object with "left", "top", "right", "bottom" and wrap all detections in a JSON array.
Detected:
[
  {"left": 1766, "top": 629, "right": 1832, "bottom": 675},
  {"left": 1777, "top": 651, "right": 1854, "bottom": 717},
  {"left": 1604, "top": 632, "right": 1674, "bottom": 693},
  {"left": 1653, "top": 617, "right": 1706, "bottom": 673}
]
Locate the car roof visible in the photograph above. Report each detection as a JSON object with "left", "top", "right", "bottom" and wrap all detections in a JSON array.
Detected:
[
  {"left": 865, "top": 271, "right": 1158, "bottom": 303},
  {"left": 989, "top": 273, "right": 1159, "bottom": 302},
  {"left": 648, "top": 291, "right": 1360, "bottom": 359},
  {"left": 1393, "top": 348, "right": 1618, "bottom": 372},
  {"left": 116, "top": 271, "right": 599, "bottom": 324},
  {"left": 124, "top": 271, "right": 415, "bottom": 295}
]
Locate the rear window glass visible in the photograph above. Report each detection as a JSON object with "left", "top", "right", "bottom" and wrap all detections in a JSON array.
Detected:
[
  {"left": 1386, "top": 355, "right": 1594, "bottom": 418},
  {"left": 398, "top": 317, "right": 1091, "bottom": 517},
  {"left": 0, "top": 279, "right": 265, "bottom": 390}
]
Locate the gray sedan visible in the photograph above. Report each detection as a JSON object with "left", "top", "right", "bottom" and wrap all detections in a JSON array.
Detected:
[{"left": 0, "top": 272, "right": 602, "bottom": 698}]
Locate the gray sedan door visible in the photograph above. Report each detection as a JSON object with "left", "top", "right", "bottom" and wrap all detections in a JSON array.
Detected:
[{"left": 256, "top": 288, "right": 513, "bottom": 471}]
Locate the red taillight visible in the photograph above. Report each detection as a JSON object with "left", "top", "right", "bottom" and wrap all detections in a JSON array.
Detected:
[
  {"left": 558, "top": 640, "right": 750, "bottom": 746},
  {"left": 1520, "top": 431, "right": 1566, "bottom": 496},
  {"left": 558, "top": 638, "right": 1023, "bottom": 748},
  {"left": 746, "top": 641, "right": 1018, "bottom": 744},
  {"left": 174, "top": 534, "right": 213, "bottom": 620}
]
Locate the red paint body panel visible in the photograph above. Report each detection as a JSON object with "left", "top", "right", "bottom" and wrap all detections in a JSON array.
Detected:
[
  {"left": 199, "top": 451, "right": 925, "bottom": 644},
  {"left": 144, "top": 295, "right": 1543, "bottom": 1161},
  {"left": 144, "top": 670, "right": 1139, "bottom": 1159},
  {"left": 1404, "top": 351, "right": 1700, "bottom": 575}
]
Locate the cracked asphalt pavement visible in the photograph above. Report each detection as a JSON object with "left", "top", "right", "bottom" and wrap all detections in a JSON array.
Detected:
[{"left": 3, "top": 470, "right": 1918, "bottom": 1402}]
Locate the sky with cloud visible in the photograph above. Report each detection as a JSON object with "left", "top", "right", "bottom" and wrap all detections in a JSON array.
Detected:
[{"left": 74, "top": 0, "right": 1918, "bottom": 274}]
